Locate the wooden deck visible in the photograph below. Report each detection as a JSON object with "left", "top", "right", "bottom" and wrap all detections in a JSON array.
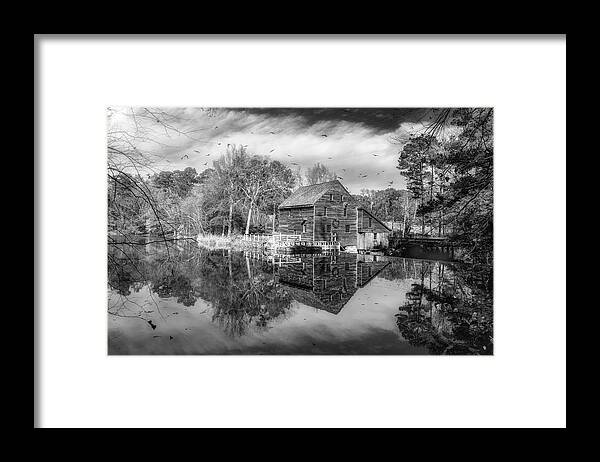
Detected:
[
  {"left": 243, "top": 233, "right": 341, "bottom": 253},
  {"left": 394, "top": 235, "right": 456, "bottom": 258},
  {"left": 398, "top": 236, "right": 454, "bottom": 246}
]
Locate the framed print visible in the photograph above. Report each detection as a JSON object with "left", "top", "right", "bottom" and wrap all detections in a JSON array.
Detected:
[
  {"left": 107, "top": 107, "right": 493, "bottom": 356},
  {"left": 35, "top": 34, "right": 566, "bottom": 428}
]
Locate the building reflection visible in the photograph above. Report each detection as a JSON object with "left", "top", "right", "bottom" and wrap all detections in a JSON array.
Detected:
[{"left": 271, "top": 252, "right": 390, "bottom": 314}]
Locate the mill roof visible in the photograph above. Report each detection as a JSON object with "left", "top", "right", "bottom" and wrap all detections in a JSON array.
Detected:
[{"left": 279, "top": 180, "right": 351, "bottom": 208}]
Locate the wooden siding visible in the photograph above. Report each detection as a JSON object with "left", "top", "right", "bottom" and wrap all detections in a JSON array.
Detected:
[
  {"left": 357, "top": 232, "right": 389, "bottom": 250},
  {"left": 356, "top": 209, "right": 390, "bottom": 250},
  {"left": 313, "top": 189, "right": 357, "bottom": 246},
  {"left": 357, "top": 208, "right": 390, "bottom": 234},
  {"left": 278, "top": 182, "right": 391, "bottom": 250},
  {"left": 277, "top": 205, "right": 314, "bottom": 240}
]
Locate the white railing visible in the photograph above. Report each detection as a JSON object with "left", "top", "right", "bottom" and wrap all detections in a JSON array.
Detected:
[
  {"left": 314, "top": 240, "right": 341, "bottom": 250},
  {"left": 270, "top": 233, "right": 302, "bottom": 243},
  {"left": 243, "top": 233, "right": 302, "bottom": 243},
  {"left": 242, "top": 233, "right": 340, "bottom": 251}
]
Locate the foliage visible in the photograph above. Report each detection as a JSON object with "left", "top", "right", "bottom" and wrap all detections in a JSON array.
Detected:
[
  {"left": 354, "top": 188, "right": 412, "bottom": 222},
  {"left": 150, "top": 167, "right": 201, "bottom": 198},
  {"left": 108, "top": 133, "right": 295, "bottom": 239},
  {"left": 396, "top": 108, "right": 493, "bottom": 264},
  {"left": 305, "top": 162, "right": 337, "bottom": 185},
  {"left": 393, "top": 259, "right": 493, "bottom": 355}
]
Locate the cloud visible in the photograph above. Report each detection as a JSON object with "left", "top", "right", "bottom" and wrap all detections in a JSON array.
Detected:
[{"left": 108, "top": 107, "right": 444, "bottom": 193}]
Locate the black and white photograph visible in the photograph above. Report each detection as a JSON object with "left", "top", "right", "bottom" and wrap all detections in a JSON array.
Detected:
[
  {"left": 108, "top": 107, "right": 493, "bottom": 355},
  {"left": 36, "top": 35, "right": 565, "bottom": 428}
]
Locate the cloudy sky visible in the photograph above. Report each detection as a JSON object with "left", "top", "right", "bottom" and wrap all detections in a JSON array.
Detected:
[{"left": 109, "top": 107, "right": 446, "bottom": 194}]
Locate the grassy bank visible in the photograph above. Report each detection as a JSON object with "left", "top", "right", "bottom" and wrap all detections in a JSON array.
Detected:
[{"left": 196, "top": 234, "right": 252, "bottom": 251}]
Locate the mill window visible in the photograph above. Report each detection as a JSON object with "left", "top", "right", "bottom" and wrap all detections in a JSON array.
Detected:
[{"left": 345, "top": 224, "right": 350, "bottom": 233}]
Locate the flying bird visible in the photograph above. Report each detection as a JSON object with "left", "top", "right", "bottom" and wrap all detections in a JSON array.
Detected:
[
  {"left": 337, "top": 176, "right": 344, "bottom": 180},
  {"left": 203, "top": 162, "right": 208, "bottom": 166},
  {"left": 269, "top": 131, "right": 276, "bottom": 134},
  {"left": 320, "top": 134, "right": 328, "bottom": 137},
  {"left": 181, "top": 154, "right": 189, "bottom": 159},
  {"left": 194, "top": 150, "right": 201, "bottom": 153},
  {"left": 217, "top": 142, "right": 221, "bottom": 145},
  {"left": 287, "top": 154, "right": 293, "bottom": 157},
  {"left": 270, "top": 149, "right": 275, "bottom": 153},
  {"left": 291, "top": 162, "right": 299, "bottom": 165},
  {"left": 372, "top": 154, "right": 379, "bottom": 157},
  {"left": 206, "top": 153, "right": 211, "bottom": 156},
  {"left": 327, "top": 157, "right": 333, "bottom": 159}
]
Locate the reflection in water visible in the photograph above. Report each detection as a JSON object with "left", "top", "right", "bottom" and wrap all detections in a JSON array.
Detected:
[
  {"left": 270, "top": 252, "right": 389, "bottom": 315},
  {"left": 108, "top": 240, "right": 492, "bottom": 355},
  {"left": 392, "top": 260, "right": 493, "bottom": 355}
]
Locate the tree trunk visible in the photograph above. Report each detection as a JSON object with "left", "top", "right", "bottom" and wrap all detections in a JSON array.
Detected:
[
  {"left": 227, "top": 201, "right": 233, "bottom": 236},
  {"left": 245, "top": 198, "right": 254, "bottom": 235},
  {"left": 402, "top": 196, "right": 408, "bottom": 238},
  {"left": 431, "top": 165, "right": 435, "bottom": 235},
  {"left": 439, "top": 184, "right": 445, "bottom": 236},
  {"left": 246, "top": 255, "right": 252, "bottom": 280},
  {"left": 421, "top": 198, "right": 425, "bottom": 235},
  {"left": 272, "top": 203, "right": 276, "bottom": 233},
  {"left": 412, "top": 200, "right": 417, "bottom": 236}
]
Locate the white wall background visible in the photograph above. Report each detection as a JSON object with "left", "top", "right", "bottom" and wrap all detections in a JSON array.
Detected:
[{"left": 36, "top": 36, "right": 566, "bottom": 428}]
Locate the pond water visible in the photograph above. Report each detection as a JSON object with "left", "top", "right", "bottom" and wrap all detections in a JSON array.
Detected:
[{"left": 108, "top": 240, "right": 493, "bottom": 355}]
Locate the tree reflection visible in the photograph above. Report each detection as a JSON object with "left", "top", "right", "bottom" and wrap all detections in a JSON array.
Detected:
[
  {"left": 107, "top": 241, "right": 293, "bottom": 336},
  {"left": 108, "top": 241, "right": 493, "bottom": 352},
  {"left": 394, "top": 259, "right": 493, "bottom": 355}
]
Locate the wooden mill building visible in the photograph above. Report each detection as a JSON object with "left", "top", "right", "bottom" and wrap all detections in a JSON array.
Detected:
[{"left": 278, "top": 180, "right": 391, "bottom": 251}]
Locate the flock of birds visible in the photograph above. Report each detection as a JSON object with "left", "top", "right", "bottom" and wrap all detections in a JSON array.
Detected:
[{"left": 174, "top": 127, "right": 396, "bottom": 187}]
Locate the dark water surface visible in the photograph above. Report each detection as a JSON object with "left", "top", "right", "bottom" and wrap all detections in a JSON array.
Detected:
[{"left": 108, "top": 240, "right": 493, "bottom": 355}]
